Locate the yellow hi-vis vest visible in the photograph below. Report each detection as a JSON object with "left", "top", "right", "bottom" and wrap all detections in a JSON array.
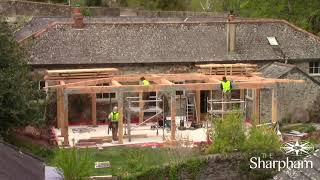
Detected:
[
  {"left": 109, "top": 112, "right": 119, "bottom": 122},
  {"left": 142, "top": 80, "right": 150, "bottom": 86},
  {"left": 221, "top": 80, "right": 231, "bottom": 93}
]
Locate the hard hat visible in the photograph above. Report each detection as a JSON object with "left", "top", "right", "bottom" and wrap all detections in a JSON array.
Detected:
[{"left": 113, "top": 106, "right": 118, "bottom": 112}]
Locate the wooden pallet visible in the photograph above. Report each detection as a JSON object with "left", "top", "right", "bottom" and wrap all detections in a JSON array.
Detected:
[{"left": 196, "top": 63, "right": 258, "bottom": 76}]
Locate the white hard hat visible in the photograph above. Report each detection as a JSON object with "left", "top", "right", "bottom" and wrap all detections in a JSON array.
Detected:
[{"left": 113, "top": 106, "right": 118, "bottom": 112}]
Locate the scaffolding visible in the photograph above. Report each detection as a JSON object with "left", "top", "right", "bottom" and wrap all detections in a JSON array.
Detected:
[
  {"left": 125, "top": 96, "right": 165, "bottom": 142},
  {"left": 207, "top": 92, "right": 246, "bottom": 118}
]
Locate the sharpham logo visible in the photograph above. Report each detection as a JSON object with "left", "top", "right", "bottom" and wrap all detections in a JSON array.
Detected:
[
  {"left": 280, "top": 140, "right": 314, "bottom": 156},
  {"left": 249, "top": 140, "right": 314, "bottom": 171}
]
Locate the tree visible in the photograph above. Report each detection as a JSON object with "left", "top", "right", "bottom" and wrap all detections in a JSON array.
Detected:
[{"left": 0, "top": 17, "right": 45, "bottom": 135}]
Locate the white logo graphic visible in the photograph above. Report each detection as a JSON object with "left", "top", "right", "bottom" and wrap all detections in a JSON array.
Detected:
[{"left": 280, "top": 140, "right": 314, "bottom": 156}]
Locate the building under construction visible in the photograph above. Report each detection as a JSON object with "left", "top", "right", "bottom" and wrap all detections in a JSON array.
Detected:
[{"left": 44, "top": 64, "right": 302, "bottom": 147}]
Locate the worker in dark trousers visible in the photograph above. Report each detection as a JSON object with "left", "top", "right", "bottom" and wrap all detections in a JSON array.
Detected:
[
  {"left": 220, "top": 76, "right": 232, "bottom": 110},
  {"left": 140, "top": 77, "right": 150, "bottom": 109},
  {"left": 108, "top": 106, "right": 119, "bottom": 142}
]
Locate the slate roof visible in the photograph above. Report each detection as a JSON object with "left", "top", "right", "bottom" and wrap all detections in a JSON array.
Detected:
[
  {"left": 260, "top": 62, "right": 296, "bottom": 78},
  {"left": 273, "top": 150, "right": 320, "bottom": 180},
  {"left": 20, "top": 17, "right": 320, "bottom": 65},
  {"left": 0, "top": 142, "right": 45, "bottom": 180}
]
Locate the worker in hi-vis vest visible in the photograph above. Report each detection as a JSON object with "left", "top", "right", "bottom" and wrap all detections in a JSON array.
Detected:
[
  {"left": 108, "top": 106, "right": 119, "bottom": 142},
  {"left": 140, "top": 77, "right": 150, "bottom": 109},
  {"left": 220, "top": 76, "right": 232, "bottom": 109}
]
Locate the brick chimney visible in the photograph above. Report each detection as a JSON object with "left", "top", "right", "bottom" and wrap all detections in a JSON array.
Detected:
[
  {"left": 72, "top": 7, "right": 84, "bottom": 28},
  {"left": 227, "top": 13, "right": 236, "bottom": 54}
]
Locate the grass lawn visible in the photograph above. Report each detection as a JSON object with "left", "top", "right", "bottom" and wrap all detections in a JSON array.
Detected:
[
  {"left": 4, "top": 135, "right": 201, "bottom": 177},
  {"left": 74, "top": 146, "right": 200, "bottom": 176}
]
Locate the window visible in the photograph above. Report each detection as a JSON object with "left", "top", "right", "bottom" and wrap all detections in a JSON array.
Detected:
[
  {"left": 246, "top": 89, "right": 253, "bottom": 99},
  {"left": 96, "top": 83, "right": 116, "bottom": 99},
  {"left": 174, "top": 81, "right": 185, "bottom": 96},
  {"left": 267, "top": 37, "right": 279, "bottom": 46},
  {"left": 39, "top": 80, "right": 46, "bottom": 90},
  {"left": 309, "top": 61, "right": 320, "bottom": 75}
]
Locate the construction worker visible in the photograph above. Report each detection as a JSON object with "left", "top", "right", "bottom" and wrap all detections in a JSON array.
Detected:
[
  {"left": 140, "top": 77, "right": 150, "bottom": 109},
  {"left": 140, "top": 77, "right": 150, "bottom": 86},
  {"left": 108, "top": 106, "right": 119, "bottom": 142},
  {"left": 220, "top": 76, "right": 232, "bottom": 109}
]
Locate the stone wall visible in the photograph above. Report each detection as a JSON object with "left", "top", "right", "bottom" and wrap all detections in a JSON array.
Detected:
[
  {"left": 295, "top": 61, "right": 320, "bottom": 82},
  {"left": 0, "top": 0, "right": 120, "bottom": 17},
  {"left": 259, "top": 68, "right": 320, "bottom": 122}
]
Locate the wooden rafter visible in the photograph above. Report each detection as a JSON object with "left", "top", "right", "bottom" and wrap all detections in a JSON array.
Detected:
[{"left": 111, "top": 80, "right": 122, "bottom": 86}]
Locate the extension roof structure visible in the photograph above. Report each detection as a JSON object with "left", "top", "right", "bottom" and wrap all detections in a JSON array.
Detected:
[
  {"left": 47, "top": 72, "right": 302, "bottom": 94},
  {"left": 45, "top": 66, "right": 303, "bottom": 145},
  {"left": 19, "top": 17, "right": 320, "bottom": 66}
]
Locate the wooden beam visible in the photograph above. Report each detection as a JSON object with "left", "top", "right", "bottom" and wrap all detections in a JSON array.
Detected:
[
  {"left": 46, "top": 68, "right": 119, "bottom": 74},
  {"left": 56, "top": 87, "right": 63, "bottom": 128},
  {"left": 253, "top": 89, "right": 260, "bottom": 124},
  {"left": 64, "top": 80, "right": 301, "bottom": 94},
  {"left": 91, "top": 93, "right": 97, "bottom": 126},
  {"left": 272, "top": 87, "right": 278, "bottom": 123},
  {"left": 61, "top": 91, "right": 69, "bottom": 146},
  {"left": 139, "top": 92, "right": 144, "bottom": 124},
  {"left": 171, "top": 91, "right": 176, "bottom": 141},
  {"left": 196, "top": 63, "right": 257, "bottom": 68},
  {"left": 47, "top": 73, "right": 303, "bottom": 90},
  {"left": 195, "top": 90, "right": 201, "bottom": 123},
  {"left": 240, "top": 89, "right": 245, "bottom": 111},
  {"left": 111, "top": 80, "right": 122, "bottom": 86},
  {"left": 50, "top": 78, "right": 111, "bottom": 88},
  {"left": 153, "top": 78, "right": 174, "bottom": 85},
  {"left": 117, "top": 92, "right": 124, "bottom": 144}
]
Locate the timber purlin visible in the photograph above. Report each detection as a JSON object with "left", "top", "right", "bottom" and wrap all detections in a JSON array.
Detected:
[{"left": 44, "top": 68, "right": 119, "bottom": 81}]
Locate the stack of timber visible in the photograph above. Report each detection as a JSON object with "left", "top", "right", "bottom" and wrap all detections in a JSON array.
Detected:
[
  {"left": 196, "top": 63, "right": 260, "bottom": 76},
  {"left": 75, "top": 134, "right": 148, "bottom": 147},
  {"left": 44, "top": 68, "right": 119, "bottom": 81}
]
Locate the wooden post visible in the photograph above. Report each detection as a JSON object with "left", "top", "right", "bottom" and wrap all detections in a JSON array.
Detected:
[
  {"left": 171, "top": 91, "right": 176, "bottom": 141},
  {"left": 196, "top": 90, "right": 201, "bottom": 123},
  {"left": 139, "top": 91, "right": 144, "bottom": 123},
  {"left": 56, "top": 88, "right": 63, "bottom": 128},
  {"left": 272, "top": 87, "right": 278, "bottom": 123},
  {"left": 253, "top": 89, "right": 260, "bottom": 124},
  {"left": 91, "top": 93, "right": 97, "bottom": 125},
  {"left": 118, "top": 92, "right": 124, "bottom": 144},
  {"left": 61, "top": 91, "right": 69, "bottom": 146},
  {"left": 240, "top": 89, "right": 245, "bottom": 111}
]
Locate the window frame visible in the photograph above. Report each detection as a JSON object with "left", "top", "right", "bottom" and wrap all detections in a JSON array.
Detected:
[
  {"left": 174, "top": 81, "right": 185, "bottom": 96},
  {"left": 309, "top": 61, "right": 320, "bottom": 75},
  {"left": 96, "top": 83, "right": 116, "bottom": 99},
  {"left": 246, "top": 89, "right": 253, "bottom": 100}
]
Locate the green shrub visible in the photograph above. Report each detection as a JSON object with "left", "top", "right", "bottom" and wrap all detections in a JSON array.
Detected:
[
  {"left": 81, "top": 8, "right": 92, "bottom": 16},
  {"left": 53, "top": 148, "right": 93, "bottom": 180},
  {"left": 243, "top": 126, "right": 280, "bottom": 153},
  {"left": 207, "top": 112, "right": 246, "bottom": 153}
]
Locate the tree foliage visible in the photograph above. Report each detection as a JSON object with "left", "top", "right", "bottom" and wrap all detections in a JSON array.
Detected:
[
  {"left": 0, "top": 17, "right": 45, "bottom": 134},
  {"left": 207, "top": 112, "right": 246, "bottom": 153},
  {"left": 243, "top": 126, "right": 281, "bottom": 153},
  {"left": 119, "top": 0, "right": 191, "bottom": 11}
]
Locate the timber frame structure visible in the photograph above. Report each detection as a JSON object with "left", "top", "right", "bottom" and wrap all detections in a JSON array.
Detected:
[{"left": 46, "top": 69, "right": 303, "bottom": 146}]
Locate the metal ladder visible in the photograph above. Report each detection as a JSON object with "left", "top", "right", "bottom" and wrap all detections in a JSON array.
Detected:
[{"left": 186, "top": 93, "right": 196, "bottom": 122}]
